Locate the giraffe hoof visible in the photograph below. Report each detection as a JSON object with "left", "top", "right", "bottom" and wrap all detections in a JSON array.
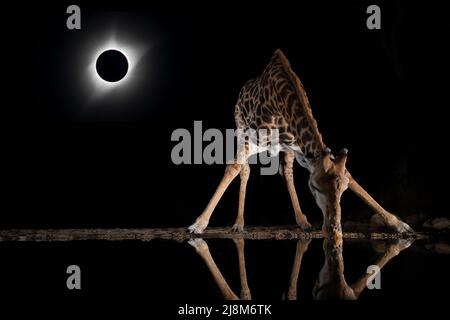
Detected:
[
  {"left": 391, "top": 220, "right": 414, "bottom": 233},
  {"left": 390, "top": 239, "right": 414, "bottom": 253},
  {"left": 240, "top": 289, "right": 252, "bottom": 300},
  {"left": 231, "top": 224, "right": 244, "bottom": 232},
  {"left": 297, "top": 238, "right": 312, "bottom": 251},
  {"left": 188, "top": 238, "right": 209, "bottom": 252},
  {"left": 188, "top": 220, "right": 207, "bottom": 234},
  {"left": 297, "top": 221, "right": 312, "bottom": 232},
  {"left": 281, "top": 291, "right": 297, "bottom": 301}
]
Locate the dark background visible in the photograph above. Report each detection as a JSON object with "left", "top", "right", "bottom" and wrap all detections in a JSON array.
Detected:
[
  {"left": 1, "top": 0, "right": 449, "bottom": 299},
  {"left": 6, "top": 0, "right": 449, "bottom": 228}
]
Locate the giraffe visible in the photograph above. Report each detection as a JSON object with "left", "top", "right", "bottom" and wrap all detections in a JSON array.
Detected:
[{"left": 188, "top": 49, "right": 413, "bottom": 235}]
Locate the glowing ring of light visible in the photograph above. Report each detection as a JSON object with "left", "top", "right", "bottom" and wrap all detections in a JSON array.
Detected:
[{"left": 87, "top": 36, "right": 145, "bottom": 92}]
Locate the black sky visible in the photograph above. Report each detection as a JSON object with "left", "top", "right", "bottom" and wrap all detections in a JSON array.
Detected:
[{"left": 4, "top": 0, "right": 449, "bottom": 229}]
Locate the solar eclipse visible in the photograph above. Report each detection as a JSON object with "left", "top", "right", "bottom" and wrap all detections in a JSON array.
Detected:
[
  {"left": 96, "top": 50, "right": 129, "bottom": 82},
  {"left": 86, "top": 33, "right": 148, "bottom": 95}
]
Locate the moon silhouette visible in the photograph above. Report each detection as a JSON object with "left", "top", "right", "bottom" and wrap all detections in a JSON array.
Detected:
[{"left": 96, "top": 49, "right": 129, "bottom": 82}]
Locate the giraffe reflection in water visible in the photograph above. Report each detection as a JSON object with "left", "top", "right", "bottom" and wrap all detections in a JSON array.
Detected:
[{"left": 188, "top": 236, "right": 413, "bottom": 300}]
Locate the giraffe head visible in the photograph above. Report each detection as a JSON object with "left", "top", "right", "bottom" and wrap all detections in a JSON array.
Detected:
[{"left": 308, "top": 148, "right": 350, "bottom": 235}]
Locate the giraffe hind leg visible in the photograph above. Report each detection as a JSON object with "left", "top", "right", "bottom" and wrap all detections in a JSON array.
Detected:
[
  {"left": 189, "top": 140, "right": 251, "bottom": 234},
  {"left": 188, "top": 162, "right": 241, "bottom": 234}
]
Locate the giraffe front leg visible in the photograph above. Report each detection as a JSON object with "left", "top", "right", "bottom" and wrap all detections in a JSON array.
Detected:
[
  {"left": 188, "top": 162, "right": 241, "bottom": 234},
  {"left": 232, "top": 163, "right": 250, "bottom": 232},
  {"left": 283, "top": 152, "right": 312, "bottom": 231},
  {"left": 346, "top": 173, "right": 414, "bottom": 233}
]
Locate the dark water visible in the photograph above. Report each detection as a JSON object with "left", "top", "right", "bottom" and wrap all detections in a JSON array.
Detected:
[{"left": 0, "top": 237, "right": 448, "bottom": 299}]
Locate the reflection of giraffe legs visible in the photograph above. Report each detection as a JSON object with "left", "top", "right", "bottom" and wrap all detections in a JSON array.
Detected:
[
  {"left": 350, "top": 239, "right": 413, "bottom": 298},
  {"left": 232, "top": 163, "right": 250, "bottom": 232},
  {"left": 283, "top": 152, "right": 312, "bottom": 231},
  {"left": 347, "top": 173, "right": 413, "bottom": 233},
  {"left": 188, "top": 239, "right": 238, "bottom": 300},
  {"left": 188, "top": 162, "right": 242, "bottom": 234},
  {"left": 283, "top": 239, "right": 311, "bottom": 300},
  {"left": 233, "top": 239, "right": 252, "bottom": 299}
]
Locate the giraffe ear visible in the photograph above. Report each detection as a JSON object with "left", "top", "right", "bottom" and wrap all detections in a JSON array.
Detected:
[{"left": 335, "top": 148, "right": 348, "bottom": 172}]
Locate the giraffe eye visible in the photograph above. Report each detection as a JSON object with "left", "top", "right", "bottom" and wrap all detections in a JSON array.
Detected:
[{"left": 311, "top": 184, "right": 322, "bottom": 193}]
